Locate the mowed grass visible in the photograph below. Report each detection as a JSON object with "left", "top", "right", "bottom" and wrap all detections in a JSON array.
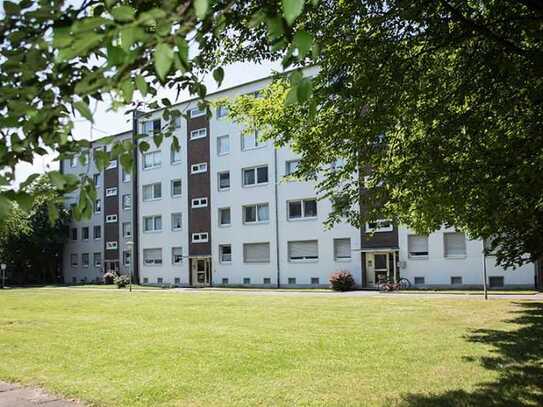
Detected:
[{"left": 0, "top": 290, "right": 541, "bottom": 407}]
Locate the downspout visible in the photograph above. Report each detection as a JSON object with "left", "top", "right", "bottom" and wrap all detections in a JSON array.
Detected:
[
  {"left": 357, "top": 147, "right": 366, "bottom": 288},
  {"left": 274, "top": 147, "right": 281, "bottom": 288},
  {"left": 131, "top": 109, "right": 140, "bottom": 284}
]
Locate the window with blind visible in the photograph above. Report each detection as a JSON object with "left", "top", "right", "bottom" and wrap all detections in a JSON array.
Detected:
[
  {"left": 408, "top": 235, "right": 429, "bottom": 258},
  {"left": 243, "top": 242, "right": 270, "bottom": 263},
  {"left": 334, "top": 238, "right": 351, "bottom": 260},
  {"left": 444, "top": 232, "right": 466, "bottom": 257},
  {"left": 143, "top": 248, "right": 162, "bottom": 265},
  {"left": 172, "top": 247, "right": 183, "bottom": 265},
  {"left": 288, "top": 240, "right": 319, "bottom": 261}
]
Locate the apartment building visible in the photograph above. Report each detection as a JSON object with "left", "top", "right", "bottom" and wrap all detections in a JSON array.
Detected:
[{"left": 62, "top": 71, "right": 539, "bottom": 289}]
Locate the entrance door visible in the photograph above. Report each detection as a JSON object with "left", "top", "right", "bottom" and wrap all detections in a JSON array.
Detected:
[
  {"left": 191, "top": 258, "right": 211, "bottom": 287},
  {"left": 366, "top": 253, "right": 390, "bottom": 287},
  {"left": 105, "top": 261, "right": 119, "bottom": 274}
]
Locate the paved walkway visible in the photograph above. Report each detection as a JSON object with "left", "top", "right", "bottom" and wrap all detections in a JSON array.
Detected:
[{"left": 0, "top": 382, "right": 80, "bottom": 406}]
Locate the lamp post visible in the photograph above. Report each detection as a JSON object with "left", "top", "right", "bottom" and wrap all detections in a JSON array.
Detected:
[
  {"left": 127, "top": 241, "right": 133, "bottom": 292},
  {"left": 1, "top": 263, "right": 6, "bottom": 289}
]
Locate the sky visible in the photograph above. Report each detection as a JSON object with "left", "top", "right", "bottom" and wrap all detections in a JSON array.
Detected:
[{"left": 13, "top": 61, "right": 282, "bottom": 187}]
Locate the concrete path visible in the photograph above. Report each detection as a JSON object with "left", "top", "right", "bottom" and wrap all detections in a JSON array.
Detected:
[{"left": 0, "top": 382, "right": 81, "bottom": 406}]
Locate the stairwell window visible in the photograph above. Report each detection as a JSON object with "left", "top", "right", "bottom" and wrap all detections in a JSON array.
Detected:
[
  {"left": 94, "top": 252, "right": 102, "bottom": 268},
  {"left": 143, "top": 215, "right": 162, "bottom": 232},
  {"left": 192, "top": 197, "right": 208, "bottom": 208},
  {"left": 189, "top": 107, "right": 205, "bottom": 118},
  {"left": 219, "top": 245, "right": 232, "bottom": 263},
  {"left": 190, "top": 128, "right": 207, "bottom": 140},
  {"left": 142, "top": 182, "right": 162, "bottom": 201},
  {"left": 242, "top": 165, "right": 268, "bottom": 186},
  {"left": 288, "top": 240, "right": 319, "bottom": 262},
  {"left": 95, "top": 199, "right": 101, "bottom": 213},
  {"left": 366, "top": 220, "right": 393, "bottom": 233},
  {"left": 334, "top": 238, "right": 352, "bottom": 261},
  {"left": 288, "top": 199, "right": 317, "bottom": 220},
  {"left": 192, "top": 232, "right": 209, "bottom": 243},
  {"left": 105, "top": 214, "right": 118, "bottom": 223},
  {"left": 123, "top": 250, "right": 131, "bottom": 266},
  {"left": 243, "top": 242, "right": 270, "bottom": 263},
  {"left": 143, "top": 248, "right": 162, "bottom": 265},
  {"left": 122, "top": 194, "right": 131, "bottom": 210},
  {"left": 106, "top": 241, "right": 118, "bottom": 250},
  {"left": 243, "top": 203, "right": 269, "bottom": 224},
  {"left": 408, "top": 234, "right": 429, "bottom": 258},
  {"left": 191, "top": 162, "right": 208, "bottom": 174},
  {"left": 143, "top": 151, "right": 161, "bottom": 170},
  {"left": 122, "top": 168, "right": 131, "bottom": 182},
  {"left": 82, "top": 227, "right": 89, "bottom": 240},
  {"left": 105, "top": 187, "right": 118, "bottom": 197},
  {"left": 93, "top": 173, "right": 101, "bottom": 187},
  {"left": 122, "top": 222, "right": 131, "bottom": 238},
  {"left": 444, "top": 232, "right": 467, "bottom": 258}
]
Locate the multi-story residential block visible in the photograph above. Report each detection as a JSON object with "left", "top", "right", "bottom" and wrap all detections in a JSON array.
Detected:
[{"left": 62, "top": 72, "right": 540, "bottom": 289}]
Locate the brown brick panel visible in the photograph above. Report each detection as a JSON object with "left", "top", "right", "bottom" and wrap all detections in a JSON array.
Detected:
[{"left": 103, "top": 164, "right": 119, "bottom": 261}]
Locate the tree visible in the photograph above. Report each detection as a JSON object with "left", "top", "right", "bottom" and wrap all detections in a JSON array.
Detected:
[
  {"left": 223, "top": 1, "right": 543, "bottom": 267},
  {"left": 0, "top": 0, "right": 318, "bottom": 219}
]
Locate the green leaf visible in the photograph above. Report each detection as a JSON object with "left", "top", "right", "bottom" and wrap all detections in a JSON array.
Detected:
[
  {"left": 293, "top": 31, "right": 313, "bottom": 57},
  {"left": 296, "top": 78, "right": 313, "bottom": 102},
  {"left": 3, "top": 1, "right": 20, "bottom": 15},
  {"left": 194, "top": 0, "right": 209, "bottom": 20},
  {"left": 0, "top": 195, "right": 13, "bottom": 219},
  {"left": 14, "top": 191, "right": 33, "bottom": 211},
  {"left": 120, "top": 80, "right": 134, "bottom": 103},
  {"left": 48, "top": 171, "right": 66, "bottom": 189},
  {"left": 213, "top": 67, "right": 224, "bottom": 86},
  {"left": 73, "top": 101, "right": 94, "bottom": 122},
  {"left": 284, "top": 86, "right": 298, "bottom": 106},
  {"left": 282, "top": 0, "right": 305, "bottom": 25},
  {"left": 111, "top": 5, "right": 136, "bottom": 22},
  {"left": 135, "top": 75, "right": 148, "bottom": 96},
  {"left": 139, "top": 141, "right": 150, "bottom": 152},
  {"left": 153, "top": 132, "right": 163, "bottom": 148},
  {"left": 154, "top": 43, "right": 173, "bottom": 81}
]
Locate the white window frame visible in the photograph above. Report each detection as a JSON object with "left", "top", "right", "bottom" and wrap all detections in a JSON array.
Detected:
[
  {"left": 189, "top": 107, "right": 206, "bottom": 118},
  {"left": 70, "top": 253, "right": 78, "bottom": 267},
  {"left": 191, "top": 162, "right": 208, "bottom": 174},
  {"left": 288, "top": 240, "right": 319, "bottom": 263},
  {"left": 171, "top": 212, "right": 182, "bottom": 231},
  {"left": 172, "top": 247, "right": 183, "bottom": 265},
  {"left": 69, "top": 156, "right": 77, "bottom": 167},
  {"left": 191, "top": 197, "right": 208, "bottom": 208},
  {"left": 242, "top": 203, "right": 269, "bottom": 224},
  {"left": 192, "top": 232, "right": 209, "bottom": 243},
  {"left": 143, "top": 215, "right": 162, "bottom": 233},
  {"left": 218, "top": 207, "right": 231, "bottom": 227},
  {"left": 93, "top": 225, "right": 101, "bottom": 240},
  {"left": 190, "top": 128, "right": 207, "bottom": 141},
  {"left": 408, "top": 234, "right": 429, "bottom": 259},
  {"left": 287, "top": 199, "right": 318, "bottom": 220},
  {"left": 143, "top": 248, "right": 163, "bottom": 266},
  {"left": 106, "top": 160, "right": 117, "bottom": 170},
  {"left": 121, "top": 168, "right": 131, "bottom": 183},
  {"left": 171, "top": 179, "right": 182, "bottom": 198},
  {"left": 123, "top": 250, "right": 131, "bottom": 266},
  {"left": 105, "top": 187, "right": 118, "bottom": 197},
  {"left": 106, "top": 241, "right": 118, "bottom": 250},
  {"left": 219, "top": 244, "right": 232, "bottom": 263},
  {"left": 285, "top": 159, "right": 300, "bottom": 176},
  {"left": 82, "top": 227, "right": 89, "bottom": 241},
  {"left": 122, "top": 222, "right": 132, "bottom": 238},
  {"left": 444, "top": 232, "right": 467, "bottom": 258},
  {"left": 243, "top": 242, "right": 270, "bottom": 264},
  {"left": 241, "top": 131, "right": 262, "bottom": 151},
  {"left": 242, "top": 165, "right": 269, "bottom": 187},
  {"left": 142, "top": 182, "right": 162, "bottom": 201},
  {"left": 366, "top": 220, "right": 393, "bottom": 233},
  {"left": 105, "top": 214, "right": 118, "bottom": 223},
  {"left": 81, "top": 253, "right": 89, "bottom": 268},
  {"left": 94, "top": 199, "right": 101, "bottom": 214},
  {"left": 93, "top": 252, "right": 102, "bottom": 268},
  {"left": 93, "top": 173, "right": 101, "bottom": 188},
  {"left": 218, "top": 171, "right": 230, "bottom": 191},
  {"left": 333, "top": 238, "right": 352, "bottom": 262},
  {"left": 142, "top": 151, "right": 161, "bottom": 170},
  {"left": 217, "top": 135, "right": 230, "bottom": 156},
  {"left": 170, "top": 145, "right": 182, "bottom": 164},
  {"left": 216, "top": 105, "right": 228, "bottom": 118}
]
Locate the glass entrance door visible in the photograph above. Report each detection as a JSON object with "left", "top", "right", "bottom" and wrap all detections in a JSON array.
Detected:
[{"left": 191, "top": 258, "right": 211, "bottom": 287}]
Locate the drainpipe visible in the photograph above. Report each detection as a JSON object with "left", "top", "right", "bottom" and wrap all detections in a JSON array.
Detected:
[
  {"left": 131, "top": 109, "right": 140, "bottom": 284},
  {"left": 274, "top": 147, "right": 281, "bottom": 288}
]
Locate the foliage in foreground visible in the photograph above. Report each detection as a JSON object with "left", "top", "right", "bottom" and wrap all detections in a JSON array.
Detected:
[{"left": 329, "top": 271, "right": 355, "bottom": 291}]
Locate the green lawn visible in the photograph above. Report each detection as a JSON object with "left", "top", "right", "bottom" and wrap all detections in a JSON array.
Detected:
[{"left": 0, "top": 290, "right": 541, "bottom": 406}]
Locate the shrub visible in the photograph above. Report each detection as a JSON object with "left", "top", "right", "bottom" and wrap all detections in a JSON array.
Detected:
[
  {"left": 114, "top": 274, "right": 130, "bottom": 289},
  {"left": 103, "top": 272, "right": 116, "bottom": 285},
  {"left": 330, "top": 271, "right": 355, "bottom": 291}
]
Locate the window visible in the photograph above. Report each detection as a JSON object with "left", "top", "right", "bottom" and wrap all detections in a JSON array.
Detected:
[
  {"left": 288, "top": 199, "right": 317, "bottom": 220},
  {"left": 93, "top": 252, "right": 102, "bottom": 268},
  {"left": 263, "top": 277, "right": 271, "bottom": 285},
  {"left": 243, "top": 277, "right": 251, "bottom": 285},
  {"left": 171, "top": 179, "right": 182, "bottom": 197},
  {"left": 218, "top": 171, "right": 230, "bottom": 190},
  {"left": 93, "top": 173, "right": 101, "bottom": 187},
  {"left": 95, "top": 199, "right": 101, "bottom": 213},
  {"left": 219, "top": 245, "right": 232, "bottom": 263},
  {"left": 242, "top": 165, "right": 268, "bottom": 186},
  {"left": 172, "top": 247, "right": 183, "bottom": 265},
  {"left": 143, "top": 278, "right": 149, "bottom": 284},
  {"left": 192, "top": 197, "right": 208, "bottom": 208},
  {"left": 141, "top": 120, "right": 154, "bottom": 135},
  {"left": 408, "top": 235, "right": 429, "bottom": 258},
  {"left": 288, "top": 277, "right": 296, "bottom": 285},
  {"left": 69, "top": 156, "right": 78, "bottom": 167},
  {"left": 218, "top": 207, "right": 231, "bottom": 226},
  {"left": 105, "top": 214, "right": 118, "bottom": 223},
  {"left": 285, "top": 159, "right": 300, "bottom": 176},
  {"left": 243, "top": 203, "right": 269, "bottom": 224},
  {"left": 122, "top": 168, "right": 131, "bottom": 182},
  {"left": 171, "top": 213, "right": 182, "bottom": 231},
  {"left": 105, "top": 187, "right": 118, "bottom": 197},
  {"left": 106, "top": 241, "right": 118, "bottom": 250},
  {"left": 311, "top": 277, "right": 320, "bottom": 285},
  {"left": 82, "top": 227, "right": 89, "bottom": 240},
  {"left": 122, "top": 194, "right": 131, "bottom": 210},
  {"left": 143, "top": 215, "right": 162, "bottom": 232},
  {"left": 191, "top": 162, "right": 207, "bottom": 174},
  {"left": 444, "top": 232, "right": 467, "bottom": 257},
  {"left": 414, "top": 277, "right": 425, "bottom": 285},
  {"left": 93, "top": 225, "right": 101, "bottom": 239},
  {"left": 216, "top": 105, "right": 228, "bottom": 118},
  {"left": 366, "top": 220, "right": 393, "bottom": 233},
  {"left": 241, "top": 131, "right": 261, "bottom": 150},
  {"left": 288, "top": 240, "right": 319, "bottom": 262},
  {"left": 243, "top": 242, "right": 270, "bottom": 263},
  {"left": 71, "top": 228, "right": 77, "bottom": 240},
  {"left": 450, "top": 276, "right": 463, "bottom": 285},
  {"left": 143, "top": 151, "right": 161, "bottom": 169},
  {"left": 123, "top": 250, "right": 131, "bottom": 266},
  {"left": 171, "top": 145, "right": 182, "bottom": 164},
  {"left": 174, "top": 277, "right": 180, "bottom": 285},
  {"left": 334, "top": 238, "right": 352, "bottom": 261},
  {"left": 190, "top": 128, "right": 207, "bottom": 140},
  {"left": 143, "top": 248, "right": 162, "bottom": 265},
  {"left": 222, "top": 278, "right": 229, "bottom": 285},
  {"left": 122, "top": 222, "right": 132, "bottom": 238},
  {"left": 70, "top": 254, "right": 78, "bottom": 267},
  {"left": 192, "top": 232, "right": 209, "bottom": 243},
  {"left": 189, "top": 107, "right": 205, "bottom": 118},
  {"left": 217, "top": 135, "right": 230, "bottom": 155},
  {"left": 142, "top": 182, "right": 162, "bottom": 201},
  {"left": 489, "top": 276, "right": 504, "bottom": 288},
  {"left": 106, "top": 160, "right": 117, "bottom": 169}
]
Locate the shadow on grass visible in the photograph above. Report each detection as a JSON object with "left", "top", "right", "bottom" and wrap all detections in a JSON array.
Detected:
[{"left": 397, "top": 302, "right": 543, "bottom": 407}]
